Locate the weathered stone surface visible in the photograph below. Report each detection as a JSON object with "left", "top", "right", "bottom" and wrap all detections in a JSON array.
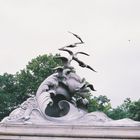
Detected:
[{"left": 0, "top": 123, "right": 140, "bottom": 140}]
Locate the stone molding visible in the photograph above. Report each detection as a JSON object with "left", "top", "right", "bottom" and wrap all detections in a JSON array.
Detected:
[{"left": 0, "top": 124, "right": 140, "bottom": 140}]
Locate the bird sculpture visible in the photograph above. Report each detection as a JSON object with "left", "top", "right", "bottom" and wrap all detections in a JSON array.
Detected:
[
  {"left": 68, "top": 31, "right": 84, "bottom": 44},
  {"left": 73, "top": 57, "right": 97, "bottom": 72},
  {"left": 58, "top": 47, "right": 97, "bottom": 72},
  {"left": 61, "top": 31, "right": 84, "bottom": 49}
]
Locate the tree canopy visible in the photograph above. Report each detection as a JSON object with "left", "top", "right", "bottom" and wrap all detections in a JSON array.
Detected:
[
  {"left": 87, "top": 95, "right": 111, "bottom": 113},
  {"left": 107, "top": 98, "right": 140, "bottom": 121}
]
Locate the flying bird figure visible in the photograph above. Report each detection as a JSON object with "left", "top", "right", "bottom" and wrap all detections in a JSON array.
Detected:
[
  {"left": 80, "top": 83, "right": 96, "bottom": 91},
  {"left": 59, "top": 47, "right": 89, "bottom": 57},
  {"left": 68, "top": 31, "right": 84, "bottom": 44},
  {"left": 61, "top": 32, "right": 84, "bottom": 49},
  {"left": 73, "top": 57, "right": 97, "bottom": 72},
  {"left": 58, "top": 47, "right": 89, "bottom": 64},
  {"left": 58, "top": 48, "right": 96, "bottom": 72},
  {"left": 86, "top": 84, "right": 96, "bottom": 91}
]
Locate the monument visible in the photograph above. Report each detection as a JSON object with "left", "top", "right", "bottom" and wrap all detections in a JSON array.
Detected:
[{"left": 0, "top": 32, "right": 140, "bottom": 139}]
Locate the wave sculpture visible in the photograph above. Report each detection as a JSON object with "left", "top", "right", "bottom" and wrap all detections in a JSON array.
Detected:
[
  {"left": 1, "top": 32, "right": 97, "bottom": 124},
  {"left": 2, "top": 32, "right": 139, "bottom": 126}
]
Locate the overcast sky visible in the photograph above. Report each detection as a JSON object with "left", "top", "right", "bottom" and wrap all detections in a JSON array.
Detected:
[{"left": 0, "top": 0, "right": 140, "bottom": 107}]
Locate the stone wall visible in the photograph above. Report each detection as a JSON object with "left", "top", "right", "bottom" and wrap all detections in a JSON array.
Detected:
[{"left": 0, "top": 124, "right": 140, "bottom": 140}]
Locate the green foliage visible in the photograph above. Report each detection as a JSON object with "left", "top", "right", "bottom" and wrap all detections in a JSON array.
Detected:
[
  {"left": 0, "top": 54, "right": 61, "bottom": 120},
  {"left": 0, "top": 73, "right": 18, "bottom": 119},
  {"left": 107, "top": 98, "right": 140, "bottom": 121},
  {"left": 107, "top": 98, "right": 131, "bottom": 119},
  {"left": 128, "top": 99, "right": 140, "bottom": 121},
  {"left": 87, "top": 95, "right": 111, "bottom": 113}
]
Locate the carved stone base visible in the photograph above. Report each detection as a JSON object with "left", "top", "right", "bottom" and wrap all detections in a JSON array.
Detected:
[
  {"left": 1, "top": 97, "right": 140, "bottom": 127},
  {"left": 0, "top": 124, "right": 140, "bottom": 140},
  {"left": 1, "top": 96, "right": 140, "bottom": 140}
]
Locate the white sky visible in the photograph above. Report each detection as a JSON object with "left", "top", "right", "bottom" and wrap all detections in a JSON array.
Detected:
[{"left": 0, "top": 0, "right": 140, "bottom": 107}]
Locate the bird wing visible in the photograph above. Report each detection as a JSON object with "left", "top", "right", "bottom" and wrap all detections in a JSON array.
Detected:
[
  {"left": 73, "top": 57, "right": 97, "bottom": 72},
  {"left": 73, "top": 57, "right": 85, "bottom": 67},
  {"left": 75, "top": 52, "right": 89, "bottom": 56},
  {"left": 53, "top": 66, "right": 63, "bottom": 73},
  {"left": 58, "top": 48, "right": 73, "bottom": 55},
  {"left": 86, "top": 84, "right": 96, "bottom": 91},
  {"left": 74, "top": 42, "right": 84, "bottom": 46},
  {"left": 65, "top": 44, "right": 76, "bottom": 48},
  {"left": 73, "top": 56, "right": 97, "bottom": 72},
  {"left": 68, "top": 31, "right": 84, "bottom": 43},
  {"left": 86, "top": 65, "right": 97, "bottom": 72}
]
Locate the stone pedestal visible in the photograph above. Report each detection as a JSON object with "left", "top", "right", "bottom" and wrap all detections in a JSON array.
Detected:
[{"left": 0, "top": 123, "right": 140, "bottom": 140}]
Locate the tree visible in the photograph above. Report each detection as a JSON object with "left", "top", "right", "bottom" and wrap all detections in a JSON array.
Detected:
[
  {"left": 87, "top": 95, "right": 111, "bottom": 113},
  {"left": 0, "top": 54, "right": 61, "bottom": 120},
  {"left": 107, "top": 98, "right": 131, "bottom": 120},
  {"left": 107, "top": 98, "right": 140, "bottom": 121},
  {"left": 0, "top": 73, "right": 18, "bottom": 119},
  {"left": 126, "top": 99, "right": 140, "bottom": 121}
]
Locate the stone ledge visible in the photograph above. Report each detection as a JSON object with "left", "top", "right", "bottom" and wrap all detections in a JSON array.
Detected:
[{"left": 0, "top": 124, "right": 140, "bottom": 140}]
